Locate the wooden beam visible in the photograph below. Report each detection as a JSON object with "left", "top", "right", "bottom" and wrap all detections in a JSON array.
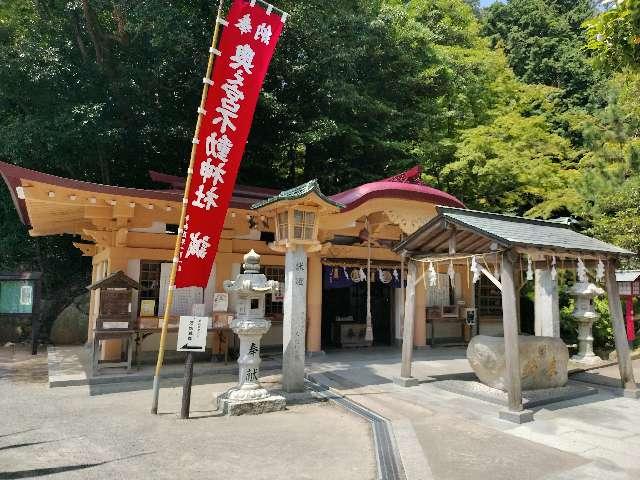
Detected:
[
  {"left": 448, "top": 226, "right": 457, "bottom": 255},
  {"left": 464, "top": 237, "right": 492, "bottom": 254},
  {"left": 457, "top": 232, "right": 484, "bottom": 251},
  {"left": 480, "top": 266, "right": 502, "bottom": 291},
  {"left": 605, "top": 262, "right": 639, "bottom": 393},
  {"left": 425, "top": 228, "right": 450, "bottom": 252},
  {"left": 501, "top": 250, "right": 523, "bottom": 412}
]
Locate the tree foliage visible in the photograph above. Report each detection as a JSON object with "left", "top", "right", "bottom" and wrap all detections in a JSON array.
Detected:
[
  {"left": 484, "top": 0, "right": 603, "bottom": 107},
  {"left": 2, "top": 0, "right": 640, "bottom": 344},
  {"left": 584, "top": 0, "right": 640, "bottom": 72}
]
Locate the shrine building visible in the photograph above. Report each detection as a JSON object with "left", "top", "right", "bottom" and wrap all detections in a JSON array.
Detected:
[{"left": 1, "top": 161, "right": 486, "bottom": 362}]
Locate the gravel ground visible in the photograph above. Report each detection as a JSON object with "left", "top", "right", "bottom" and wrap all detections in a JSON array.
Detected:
[{"left": 0, "top": 346, "right": 375, "bottom": 480}]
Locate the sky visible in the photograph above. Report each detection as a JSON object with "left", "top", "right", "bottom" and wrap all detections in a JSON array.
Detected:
[{"left": 479, "top": 0, "right": 501, "bottom": 6}]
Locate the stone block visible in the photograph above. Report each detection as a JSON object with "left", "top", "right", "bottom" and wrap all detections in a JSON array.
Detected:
[
  {"left": 393, "top": 376, "right": 420, "bottom": 387},
  {"left": 499, "top": 408, "right": 534, "bottom": 424},
  {"left": 467, "top": 335, "right": 569, "bottom": 391},
  {"left": 219, "top": 395, "right": 286, "bottom": 416}
]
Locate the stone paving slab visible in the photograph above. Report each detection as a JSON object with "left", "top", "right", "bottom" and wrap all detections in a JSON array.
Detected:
[
  {"left": 308, "top": 348, "right": 640, "bottom": 479},
  {"left": 47, "top": 345, "right": 281, "bottom": 387},
  {"left": 432, "top": 378, "right": 598, "bottom": 408},
  {"left": 2, "top": 348, "right": 376, "bottom": 480}
]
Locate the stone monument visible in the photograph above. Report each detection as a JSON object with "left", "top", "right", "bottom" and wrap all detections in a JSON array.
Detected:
[
  {"left": 467, "top": 335, "right": 569, "bottom": 391},
  {"left": 570, "top": 282, "right": 604, "bottom": 365},
  {"left": 218, "top": 249, "right": 286, "bottom": 415}
]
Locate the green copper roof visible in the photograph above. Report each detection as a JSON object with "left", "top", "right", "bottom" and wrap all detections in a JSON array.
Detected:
[
  {"left": 396, "top": 206, "right": 635, "bottom": 257},
  {"left": 251, "top": 179, "right": 345, "bottom": 210}
]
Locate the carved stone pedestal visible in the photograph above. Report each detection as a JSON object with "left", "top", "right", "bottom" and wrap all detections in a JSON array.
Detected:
[{"left": 216, "top": 391, "right": 286, "bottom": 416}]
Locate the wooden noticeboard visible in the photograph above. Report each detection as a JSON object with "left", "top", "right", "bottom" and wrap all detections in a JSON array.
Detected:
[{"left": 99, "top": 290, "right": 130, "bottom": 318}]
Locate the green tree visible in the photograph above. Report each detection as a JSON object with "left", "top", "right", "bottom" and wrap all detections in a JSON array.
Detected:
[
  {"left": 442, "top": 84, "right": 582, "bottom": 215},
  {"left": 584, "top": 0, "right": 640, "bottom": 72},
  {"left": 484, "top": 0, "right": 603, "bottom": 108},
  {"left": 578, "top": 72, "right": 640, "bottom": 219}
]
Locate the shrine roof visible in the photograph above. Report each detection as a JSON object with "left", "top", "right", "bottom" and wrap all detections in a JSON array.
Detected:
[
  {"left": 87, "top": 271, "right": 141, "bottom": 291},
  {"left": 0, "top": 161, "right": 278, "bottom": 227},
  {"left": 250, "top": 179, "right": 345, "bottom": 210},
  {"left": 330, "top": 166, "right": 465, "bottom": 211},
  {"left": 616, "top": 270, "right": 640, "bottom": 282},
  {"left": 397, "top": 206, "right": 634, "bottom": 258}
]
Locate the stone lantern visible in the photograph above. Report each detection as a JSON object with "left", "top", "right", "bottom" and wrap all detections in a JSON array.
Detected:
[
  {"left": 220, "top": 249, "right": 285, "bottom": 415},
  {"left": 570, "top": 282, "right": 604, "bottom": 365}
]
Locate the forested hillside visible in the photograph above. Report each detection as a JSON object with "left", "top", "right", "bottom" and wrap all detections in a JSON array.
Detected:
[{"left": 1, "top": 0, "right": 638, "bottom": 330}]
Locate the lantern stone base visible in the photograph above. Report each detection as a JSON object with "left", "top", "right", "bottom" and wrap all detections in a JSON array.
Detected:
[
  {"left": 216, "top": 390, "right": 286, "bottom": 416},
  {"left": 571, "top": 352, "right": 602, "bottom": 366}
]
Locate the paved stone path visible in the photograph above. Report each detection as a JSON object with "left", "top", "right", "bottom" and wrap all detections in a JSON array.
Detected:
[
  {"left": 0, "top": 346, "right": 375, "bottom": 480},
  {"left": 309, "top": 348, "right": 640, "bottom": 480}
]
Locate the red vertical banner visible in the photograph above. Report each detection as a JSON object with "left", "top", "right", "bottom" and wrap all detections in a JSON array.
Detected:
[{"left": 175, "top": 0, "right": 285, "bottom": 288}]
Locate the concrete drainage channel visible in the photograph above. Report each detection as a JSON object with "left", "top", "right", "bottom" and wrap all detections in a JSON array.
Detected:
[{"left": 305, "top": 375, "right": 406, "bottom": 480}]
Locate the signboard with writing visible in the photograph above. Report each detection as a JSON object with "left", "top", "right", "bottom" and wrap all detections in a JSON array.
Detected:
[{"left": 177, "top": 316, "right": 209, "bottom": 352}]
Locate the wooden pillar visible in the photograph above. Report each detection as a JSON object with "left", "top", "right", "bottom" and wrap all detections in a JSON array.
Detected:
[
  {"left": 101, "top": 253, "right": 128, "bottom": 361},
  {"left": 499, "top": 251, "right": 532, "bottom": 422},
  {"left": 306, "top": 254, "right": 322, "bottom": 353},
  {"left": 396, "top": 260, "right": 418, "bottom": 386},
  {"left": 414, "top": 271, "right": 427, "bottom": 347},
  {"left": 605, "top": 264, "right": 639, "bottom": 396},
  {"left": 87, "top": 261, "right": 100, "bottom": 344}
]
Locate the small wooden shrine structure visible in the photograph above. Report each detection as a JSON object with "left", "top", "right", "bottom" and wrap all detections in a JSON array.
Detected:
[
  {"left": 395, "top": 207, "right": 639, "bottom": 422},
  {"left": 88, "top": 271, "right": 140, "bottom": 371}
]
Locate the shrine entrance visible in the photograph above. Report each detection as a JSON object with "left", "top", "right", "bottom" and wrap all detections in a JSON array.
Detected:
[{"left": 321, "top": 272, "right": 394, "bottom": 349}]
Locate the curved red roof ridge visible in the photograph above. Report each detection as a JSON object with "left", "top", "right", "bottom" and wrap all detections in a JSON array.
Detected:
[
  {"left": 0, "top": 161, "right": 276, "bottom": 227},
  {"left": 330, "top": 165, "right": 465, "bottom": 211}
]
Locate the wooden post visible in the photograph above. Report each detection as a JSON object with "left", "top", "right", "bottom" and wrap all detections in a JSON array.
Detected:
[
  {"left": 605, "top": 263, "right": 639, "bottom": 395},
  {"left": 400, "top": 254, "right": 405, "bottom": 345},
  {"left": 180, "top": 352, "right": 195, "bottom": 419},
  {"left": 395, "top": 259, "right": 418, "bottom": 386},
  {"left": 31, "top": 276, "right": 42, "bottom": 355},
  {"left": 150, "top": 0, "right": 225, "bottom": 415},
  {"left": 499, "top": 251, "right": 533, "bottom": 422}
]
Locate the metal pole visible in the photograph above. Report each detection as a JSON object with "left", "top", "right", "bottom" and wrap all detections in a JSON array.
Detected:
[{"left": 151, "top": 0, "right": 226, "bottom": 414}]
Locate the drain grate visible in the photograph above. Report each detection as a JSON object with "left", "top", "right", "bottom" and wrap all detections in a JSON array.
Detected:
[{"left": 305, "top": 376, "right": 406, "bottom": 480}]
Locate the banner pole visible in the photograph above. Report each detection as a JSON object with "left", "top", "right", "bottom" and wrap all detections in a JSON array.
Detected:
[{"left": 151, "top": 0, "right": 226, "bottom": 415}]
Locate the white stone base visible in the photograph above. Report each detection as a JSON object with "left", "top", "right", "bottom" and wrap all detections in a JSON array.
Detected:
[
  {"left": 217, "top": 394, "right": 286, "bottom": 416},
  {"left": 571, "top": 353, "right": 602, "bottom": 366}
]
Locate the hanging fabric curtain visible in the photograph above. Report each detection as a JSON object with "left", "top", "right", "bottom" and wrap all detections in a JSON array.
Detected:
[{"left": 323, "top": 266, "right": 405, "bottom": 289}]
